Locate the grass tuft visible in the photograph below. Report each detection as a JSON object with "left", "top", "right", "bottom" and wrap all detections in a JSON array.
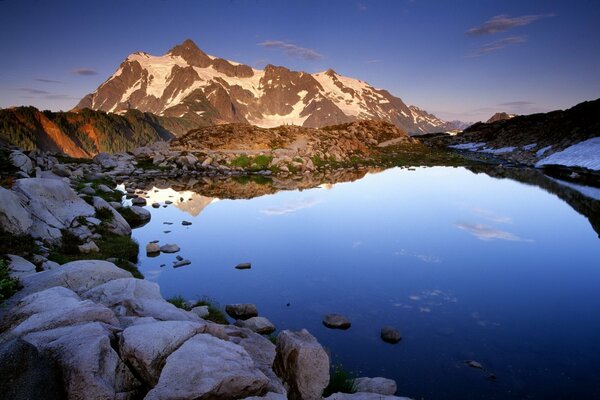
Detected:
[
  {"left": 0, "top": 259, "right": 20, "bottom": 304},
  {"left": 323, "top": 364, "right": 356, "bottom": 397}
]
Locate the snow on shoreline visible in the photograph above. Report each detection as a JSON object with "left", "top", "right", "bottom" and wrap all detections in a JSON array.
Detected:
[{"left": 536, "top": 137, "right": 600, "bottom": 171}]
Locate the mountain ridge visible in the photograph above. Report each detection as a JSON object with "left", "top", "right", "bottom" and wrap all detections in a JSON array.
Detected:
[{"left": 75, "top": 39, "right": 452, "bottom": 134}]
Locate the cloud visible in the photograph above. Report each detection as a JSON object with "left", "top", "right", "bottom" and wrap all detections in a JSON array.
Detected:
[
  {"left": 357, "top": 3, "right": 368, "bottom": 11},
  {"left": 470, "top": 36, "right": 527, "bottom": 56},
  {"left": 72, "top": 68, "right": 98, "bottom": 76},
  {"left": 498, "top": 101, "right": 534, "bottom": 107},
  {"left": 34, "top": 78, "right": 63, "bottom": 84},
  {"left": 466, "top": 13, "right": 555, "bottom": 36},
  {"left": 44, "top": 94, "right": 79, "bottom": 100},
  {"left": 20, "top": 88, "right": 50, "bottom": 95},
  {"left": 470, "top": 207, "right": 512, "bottom": 224},
  {"left": 456, "top": 222, "right": 533, "bottom": 242},
  {"left": 260, "top": 199, "right": 320, "bottom": 216},
  {"left": 258, "top": 40, "right": 322, "bottom": 61},
  {"left": 367, "top": 59, "right": 381, "bottom": 64}
]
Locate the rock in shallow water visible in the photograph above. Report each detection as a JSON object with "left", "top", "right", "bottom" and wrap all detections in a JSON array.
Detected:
[
  {"left": 160, "top": 243, "right": 180, "bottom": 253},
  {"left": 235, "top": 262, "right": 252, "bottom": 270},
  {"left": 226, "top": 303, "right": 258, "bottom": 320},
  {"left": 146, "top": 242, "right": 160, "bottom": 254},
  {"left": 380, "top": 326, "right": 402, "bottom": 344},
  {"left": 323, "top": 314, "right": 351, "bottom": 330},
  {"left": 235, "top": 316, "right": 276, "bottom": 334}
]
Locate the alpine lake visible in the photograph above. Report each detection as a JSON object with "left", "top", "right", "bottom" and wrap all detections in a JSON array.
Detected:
[{"left": 127, "top": 165, "right": 600, "bottom": 400}]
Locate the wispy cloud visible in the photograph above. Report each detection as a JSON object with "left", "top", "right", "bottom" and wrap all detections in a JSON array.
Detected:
[
  {"left": 260, "top": 199, "right": 320, "bottom": 216},
  {"left": 456, "top": 222, "right": 533, "bottom": 242},
  {"left": 20, "top": 88, "right": 50, "bottom": 95},
  {"left": 471, "top": 207, "right": 512, "bottom": 224},
  {"left": 499, "top": 101, "right": 534, "bottom": 107},
  {"left": 34, "top": 78, "right": 63, "bottom": 84},
  {"left": 466, "top": 13, "right": 555, "bottom": 36},
  {"left": 72, "top": 68, "right": 98, "bottom": 76},
  {"left": 470, "top": 36, "right": 527, "bottom": 56},
  {"left": 395, "top": 249, "right": 443, "bottom": 263},
  {"left": 367, "top": 59, "right": 381, "bottom": 64},
  {"left": 357, "top": 3, "right": 368, "bottom": 11},
  {"left": 258, "top": 40, "right": 323, "bottom": 61}
]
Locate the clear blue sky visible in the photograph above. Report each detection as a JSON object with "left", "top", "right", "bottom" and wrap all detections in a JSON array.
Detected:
[{"left": 0, "top": 0, "right": 598, "bottom": 122}]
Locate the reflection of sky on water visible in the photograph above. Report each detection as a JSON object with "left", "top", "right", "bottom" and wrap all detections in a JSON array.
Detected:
[{"left": 133, "top": 166, "right": 600, "bottom": 399}]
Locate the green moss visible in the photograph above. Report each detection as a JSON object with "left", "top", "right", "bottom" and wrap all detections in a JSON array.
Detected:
[
  {"left": 95, "top": 207, "right": 113, "bottom": 222},
  {"left": 168, "top": 295, "right": 229, "bottom": 324},
  {"left": 0, "top": 229, "right": 40, "bottom": 257},
  {"left": 323, "top": 364, "right": 356, "bottom": 397},
  {"left": 0, "top": 259, "right": 20, "bottom": 304},
  {"left": 230, "top": 154, "right": 273, "bottom": 172}
]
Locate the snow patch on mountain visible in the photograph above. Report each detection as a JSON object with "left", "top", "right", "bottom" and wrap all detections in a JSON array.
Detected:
[{"left": 535, "top": 137, "right": 600, "bottom": 171}]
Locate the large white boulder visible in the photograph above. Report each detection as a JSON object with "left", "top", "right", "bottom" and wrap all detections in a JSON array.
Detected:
[
  {"left": 5, "top": 254, "right": 36, "bottom": 280},
  {"left": 353, "top": 377, "right": 398, "bottom": 396},
  {"left": 23, "top": 322, "right": 141, "bottom": 400},
  {"left": 17, "top": 260, "right": 132, "bottom": 300},
  {"left": 0, "top": 187, "right": 32, "bottom": 235},
  {"left": 92, "top": 196, "right": 131, "bottom": 236},
  {"left": 83, "top": 278, "right": 199, "bottom": 322},
  {"left": 145, "top": 333, "right": 270, "bottom": 400},
  {"left": 273, "top": 329, "right": 330, "bottom": 400},
  {"left": 12, "top": 178, "right": 95, "bottom": 243},
  {"left": 9, "top": 150, "right": 33, "bottom": 174},
  {"left": 119, "top": 320, "right": 206, "bottom": 386}
]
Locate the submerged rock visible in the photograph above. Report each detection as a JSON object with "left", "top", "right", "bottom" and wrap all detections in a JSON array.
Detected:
[
  {"left": 226, "top": 303, "right": 258, "bottom": 320},
  {"left": 323, "top": 314, "right": 351, "bottom": 330},
  {"left": 380, "top": 326, "right": 402, "bottom": 344}
]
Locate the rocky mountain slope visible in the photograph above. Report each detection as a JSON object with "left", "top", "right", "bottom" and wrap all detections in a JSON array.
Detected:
[
  {"left": 486, "top": 112, "right": 516, "bottom": 124},
  {"left": 424, "top": 98, "right": 600, "bottom": 170},
  {"left": 0, "top": 107, "right": 196, "bottom": 157},
  {"left": 76, "top": 39, "right": 449, "bottom": 134}
]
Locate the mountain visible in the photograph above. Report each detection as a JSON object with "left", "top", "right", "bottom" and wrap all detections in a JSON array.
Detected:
[
  {"left": 486, "top": 112, "right": 516, "bottom": 124},
  {"left": 423, "top": 98, "right": 600, "bottom": 170},
  {"left": 0, "top": 107, "right": 188, "bottom": 157},
  {"left": 75, "top": 39, "right": 448, "bottom": 134}
]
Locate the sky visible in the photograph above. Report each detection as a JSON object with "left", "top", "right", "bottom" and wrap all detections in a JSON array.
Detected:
[{"left": 0, "top": 0, "right": 599, "bottom": 122}]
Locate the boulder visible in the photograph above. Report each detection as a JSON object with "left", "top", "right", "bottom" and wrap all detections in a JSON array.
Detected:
[
  {"left": 173, "top": 259, "right": 191, "bottom": 268},
  {"left": 125, "top": 205, "right": 151, "bottom": 227},
  {"left": 3, "top": 286, "right": 119, "bottom": 340},
  {"left": 191, "top": 305, "right": 209, "bottom": 318},
  {"left": 9, "top": 150, "right": 33, "bottom": 174},
  {"left": 93, "top": 152, "right": 119, "bottom": 169},
  {"left": 160, "top": 243, "right": 180, "bottom": 253},
  {"left": 12, "top": 178, "right": 95, "bottom": 243},
  {"left": 323, "top": 314, "right": 351, "bottom": 330},
  {"left": 131, "top": 197, "right": 147, "bottom": 206},
  {"left": 0, "top": 187, "right": 33, "bottom": 236},
  {"left": 23, "top": 322, "right": 141, "bottom": 400},
  {"left": 353, "top": 377, "right": 398, "bottom": 395},
  {"left": 119, "top": 320, "right": 206, "bottom": 386},
  {"left": 6, "top": 254, "right": 36, "bottom": 280},
  {"left": 273, "top": 329, "right": 329, "bottom": 400},
  {"left": 235, "top": 316, "right": 276, "bottom": 334},
  {"left": 146, "top": 242, "right": 160, "bottom": 254},
  {"left": 96, "top": 184, "right": 114, "bottom": 193},
  {"left": 16, "top": 260, "right": 132, "bottom": 300},
  {"left": 380, "top": 326, "right": 402, "bottom": 344},
  {"left": 92, "top": 196, "right": 132, "bottom": 236},
  {"left": 0, "top": 338, "right": 65, "bottom": 400},
  {"left": 82, "top": 278, "right": 199, "bottom": 322},
  {"left": 51, "top": 164, "right": 71, "bottom": 177},
  {"left": 78, "top": 240, "right": 99, "bottom": 254},
  {"left": 226, "top": 303, "right": 258, "bottom": 320},
  {"left": 145, "top": 333, "right": 269, "bottom": 400}
]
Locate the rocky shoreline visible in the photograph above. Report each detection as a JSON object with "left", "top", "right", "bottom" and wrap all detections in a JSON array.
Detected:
[{"left": 0, "top": 143, "right": 412, "bottom": 399}]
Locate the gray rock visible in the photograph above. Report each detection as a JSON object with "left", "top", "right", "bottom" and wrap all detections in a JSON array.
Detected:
[
  {"left": 145, "top": 333, "right": 269, "bottom": 400},
  {"left": 92, "top": 196, "right": 131, "bottom": 236},
  {"left": 235, "top": 316, "right": 276, "bottom": 334},
  {"left": 80, "top": 186, "right": 96, "bottom": 195},
  {"left": 120, "top": 320, "right": 206, "bottom": 386},
  {"left": 126, "top": 205, "right": 151, "bottom": 227},
  {"left": 226, "top": 303, "right": 258, "bottom": 320},
  {"left": 182, "top": 220, "right": 192, "bottom": 226},
  {"left": 6, "top": 254, "right": 36, "bottom": 279},
  {"left": 173, "top": 259, "right": 191, "bottom": 268},
  {"left": 0, "top": 187, "right": 33, "bottom": 236},
  {"left": 109, "top": 201, "right": 123, "bottom": 210},
  {"left": 380, "top": 326, "right": 402, "bottom": 344},
  {"left": 0, "top": 338, "right": 65, "bottom": 400},
  {"left": 152, "top": 202, "right": 160, "bottom": 208},
  {"left": 12, "top": 178, "right": 95, "bottom": 243},
  {"left": 96, "top": 184, "right": 114, "bottom": 193},
  {"left": 9, "top": 150, "right": 33, "bottom": 174},
  {"left": 353, "top": 377, "right": 397, "bottom": 395},
  {"left": 93, "top": 152, "right": 119, "bottom": 169},
  {"left": 23, "top": 322, "right": 141, "bottom": 400},
  {"left": 51, "top": 163, "right": 71, "bottom": 177},
  {"left": 16, "top": 260, "right": 132, "bottom": 300},
  {"left": 191, "top": 305, "right": 210, "bottom": 318},
  {"left": 40, "top": 260, "right": 60, "bottom": 271},
  {"left": 82, "top": 278, "right": 199, "bottom": 322},
  {"left": 131, "top": 197, "right": 147, "bottom": 206},
  {"left": 236, "top": 262, "right": 252, "bottom": 269},
  {"left": 323, "top": 314, "right": 351, "bottom": 330},
  {"left": 160, "top": 243, "right": 180, "bottom": 253},
  {"left": 273, "top": 329, "right": 329, "bottom": 400},
  {"left": 146, "top": 242, "right": 160, "bottom": 254},
  {"left": 78, "top": 240, "right": 100, "bottom": 253}
]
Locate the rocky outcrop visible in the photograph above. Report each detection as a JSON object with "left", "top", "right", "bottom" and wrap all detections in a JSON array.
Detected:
[
  {"left": 353, "top": 377, "right": 398, "bottom": 395},
  {"left": 273, "top": 329, "right": 330, "bottom": 400}
]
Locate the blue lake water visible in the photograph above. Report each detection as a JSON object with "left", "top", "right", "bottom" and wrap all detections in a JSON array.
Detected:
[{"left": 132, "top": 166, "right": 600, "bottom": 399}]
